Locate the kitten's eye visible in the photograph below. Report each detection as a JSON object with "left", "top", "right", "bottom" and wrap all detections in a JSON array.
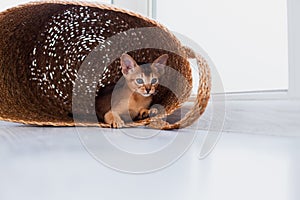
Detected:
[
  {"left": 151, "top": 78, "right": 158, "bottom": 84},
  {"left": 136, "top": 78, "right": 144, "bottom": 84}
]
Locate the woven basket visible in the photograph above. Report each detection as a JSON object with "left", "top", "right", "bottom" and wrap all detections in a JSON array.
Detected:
[{"left": 0, "top": 1, "right": 211, "bottom": 130}]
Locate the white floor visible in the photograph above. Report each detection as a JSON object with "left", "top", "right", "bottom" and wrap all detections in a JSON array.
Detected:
[{"left": 0, "top": 100, "right": 299, "bottom": 200}]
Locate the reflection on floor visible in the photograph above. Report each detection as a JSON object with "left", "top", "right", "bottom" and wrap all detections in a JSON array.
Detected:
[{"left": 0, "top": 119, "right": 299, "bottom": 200}]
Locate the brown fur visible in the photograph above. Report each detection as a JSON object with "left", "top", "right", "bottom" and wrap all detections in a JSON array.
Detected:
[{"left": 95, "top": 53, "right": 168, "bottom": 128}]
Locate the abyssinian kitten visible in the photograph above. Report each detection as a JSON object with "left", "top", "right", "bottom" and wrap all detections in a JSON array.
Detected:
[{"left": 96, "top": 53, "right": 168, "bottom": 128}]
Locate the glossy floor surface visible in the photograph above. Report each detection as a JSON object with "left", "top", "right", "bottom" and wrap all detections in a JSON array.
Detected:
[{"left": 0, "top": 120, "right": 299, "bottom": 200}]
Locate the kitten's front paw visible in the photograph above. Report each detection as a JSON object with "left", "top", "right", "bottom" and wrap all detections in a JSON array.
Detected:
[
  {"left": 138, "top": 109, "right": 150, "bottom": 119},
  {"left": 138, "top": 108, "right": 158, "bottom": 120},
  {"left": 110, "top": 118, "right": 125, "bottom": 128},
  {"left": 104, "top": 111, "right": 125, "bottom": 128},
  {"left": 149, "top": 108, "right": 158, "bottom": 117}
]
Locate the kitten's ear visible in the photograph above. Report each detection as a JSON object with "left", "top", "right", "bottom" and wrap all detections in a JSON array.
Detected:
[
  {"left": 152, "top": 54, "right": 168, "bottom": 75},
  {"left": 120, "top": 53, "right": 138, "bottom": 75}
]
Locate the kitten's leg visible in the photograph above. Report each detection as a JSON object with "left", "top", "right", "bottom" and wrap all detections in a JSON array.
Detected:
[{"left": 104, "top": 111, "right": 125, "bottom": 128}]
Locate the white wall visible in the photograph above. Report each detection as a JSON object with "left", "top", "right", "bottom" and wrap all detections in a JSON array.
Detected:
[
  {"left": 0, "top": 0, "right": 112, "bottom": 12},
  {"left": 112, "top": 0, "right": 149, "bottom": 16},
  {"left": 0, "top": 0, "right": 30, "bottom": 11}
]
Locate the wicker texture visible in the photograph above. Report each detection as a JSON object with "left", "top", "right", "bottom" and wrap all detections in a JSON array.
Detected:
[{"left": 0, "top": 1, "right": 211, "bottom": 129}]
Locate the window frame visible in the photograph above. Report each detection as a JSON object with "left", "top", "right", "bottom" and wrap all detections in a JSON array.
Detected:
[
  {"left": 111, "top": 0, "right": 154, "bottom": 16},
  {"left": 287, "top": 0, "right": 300, "bottom": 100}
]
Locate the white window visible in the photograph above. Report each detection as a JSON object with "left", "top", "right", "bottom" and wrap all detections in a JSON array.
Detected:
[{"left": 155, "top": 0, "right": 289, "bottom": 93}]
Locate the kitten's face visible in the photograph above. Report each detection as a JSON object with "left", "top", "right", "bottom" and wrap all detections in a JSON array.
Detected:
[
  {"left": 126, "top": 64, "right": 160, "bottom": 97},
  {"left": 120, "top": 54, "right": 168, "bottom": 97}
]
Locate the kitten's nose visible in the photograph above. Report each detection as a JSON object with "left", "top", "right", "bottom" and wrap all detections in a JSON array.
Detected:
[{"left": 146, "top": 88, "right": 151, "bottom": 93}]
